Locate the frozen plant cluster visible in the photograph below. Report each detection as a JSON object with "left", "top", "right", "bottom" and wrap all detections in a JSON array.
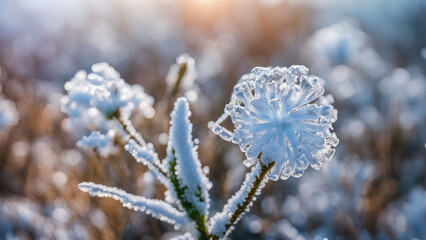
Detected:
[
  {"left": 61, "top": 62, "right": 154, "bottom": 134},
  {"left": 63, "top": 61, "right": 338, "bottom": 239}
]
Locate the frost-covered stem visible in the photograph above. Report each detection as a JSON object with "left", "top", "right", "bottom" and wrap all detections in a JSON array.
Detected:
[
  {"left": 167, "top": 62, "right": 187, "bottom": 112},
  {"left": 114, "top": 112, "right": 167, "bottom": 177},
  {"left": 171, "top": 62, "right": 187, "bottom": 99},
  {"left": 169, "top": 148, "right": 209, "bottom": 240},
  {"left": 209, "top": 161, "right": 275, "bottom": 239},
  {"left": 78, "top": 182, "right": 188, "bottom": 228},
  {"left": 228, "top": 161, "right": 274, "bottom": 227}
]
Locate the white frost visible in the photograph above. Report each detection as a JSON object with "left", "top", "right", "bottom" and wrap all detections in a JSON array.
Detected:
[
  {"left": 61, "top": 62, "right": 154, "bottom": 133},
  {"left": 78, "top": 182, "right": 188, "bottom": 228},
  {"left": 166, "top": 97, "right": 210, "bottom": 214},
  {"left": 77, "top": 130, "right": 117, "bottom": 157},
  {"left": 166, "top": 54, "right": 197, "bottom": 91}
]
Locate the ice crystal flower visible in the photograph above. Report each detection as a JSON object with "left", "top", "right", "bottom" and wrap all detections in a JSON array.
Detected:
[
  {"left": 213, "top": 65, "right": 339, "bottom": 180},
  {"left": 61, "top": 62, "right": 154, "bottom": 132},
  {"left": 0, "top": 97, "right": 19, "bottom": 130}
]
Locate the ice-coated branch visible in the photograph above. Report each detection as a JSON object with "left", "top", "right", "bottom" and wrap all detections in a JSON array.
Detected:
[
  {"left": 208, "top": 160, "right": 275, "bottom": 239},
  {"left": 165, "top": 97, "right": 210, "bottom": 239},
  {"left": 78, "top": 182, "right": 188, "bottom": 228},
  {"left": 114, "top": 112, "right": 167, "bottom": 177},
  {"left": 125, "top": 139, "right": 168, "bottom": 184}
]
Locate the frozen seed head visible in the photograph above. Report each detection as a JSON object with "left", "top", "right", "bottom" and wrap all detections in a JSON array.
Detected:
[
  {"left": 213, "top": 65, "right": 339, "bottom": 180},
  {"left": 61, "top": 62, "right": 154, "bottom": 131},
  {"left": 166, "top": 53, "right": 197, "bottom": 91}
]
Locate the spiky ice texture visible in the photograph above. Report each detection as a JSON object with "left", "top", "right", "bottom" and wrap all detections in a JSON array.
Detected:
[
  {"left": 166, "top": 97, "right": 209, "bottom": 214},
  {"left": 77, "top": 130, "right": 117, "bottom": 157},
  {"left": 212, "top": 65, "right": 339, "bottom": 181},
  {"left": 208, "top": 162, "right": 271, "bottom": 238},
  {"left": 0, "top": 97, "right": 18, "bottom": 130},
  {"left": 61, "top": 62, "right": 154, "bottom": 132},
  {"left": 78, "top": 182, "right": 188, "bottom": 228}
]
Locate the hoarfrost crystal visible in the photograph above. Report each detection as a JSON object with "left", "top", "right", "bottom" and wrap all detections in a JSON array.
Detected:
[{"left": 213, "top": 65, "right": 339, "bottom": 180}]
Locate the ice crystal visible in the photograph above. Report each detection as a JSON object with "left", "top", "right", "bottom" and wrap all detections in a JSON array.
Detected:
[
  {"left": 77, "top": 130, "right": 117, "bottom": 157},
  {"left": 0, "top": 97, "right": 19, "bottom": 130},
  {"left": 78, "top": 182, "right": 188, "bottom": 228},
  {"left": 61, "top": 62, "right": 154, "bottom": 132},
  {"left": 166, "top": 97, "right": 210, "bottom": 214},
  {"left": 213, "top": 65, "right": 338, "bottom": 180}
]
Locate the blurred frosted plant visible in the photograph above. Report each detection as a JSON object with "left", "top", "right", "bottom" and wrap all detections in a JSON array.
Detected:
[
  {"left": 77, "top": 130, "right": 117, "bottom": 157},
  {"left": 0, "top": 198, "right": 89, "bottom": 239},
  {"left": 378, "top": 187, "right": 426, "bottom": 239},
  {"left": 61, "top": 62, "right": 154, "bottom": 134},
  {"left": 379, "top": 67, "right": 426, "bottom": 132},
  {"left": 166, "top": 53, "right": 197, "bottom": 93},
  {"left": 0, "top": 97, "right": 19, "bottom": 130},
  {"left": 278, "top": 156, "right": 376, "bottom": 239},
  {"left": 212, "top": 65, "right": 338, "bottom": 181},
  {"left": 303, "top": 20, "right": 386, "bottom": 104},
  {"left": 305, "top": 20, "right": 367, "bottom": 67}
]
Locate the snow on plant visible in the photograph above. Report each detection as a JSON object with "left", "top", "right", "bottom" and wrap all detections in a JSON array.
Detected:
[
  {"left": 65, "top": 61, "right": 338, "bottom": 239},
  {"left": 60, "top": 62, "right": 155, "bottom": 134},
  {"left": 166, "top": 53, "right": 197, "bottom": 93}
]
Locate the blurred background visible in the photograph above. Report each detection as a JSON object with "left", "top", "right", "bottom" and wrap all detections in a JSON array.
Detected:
[{"left": 0, "top": 0, "right": 425, "bottom": 239}]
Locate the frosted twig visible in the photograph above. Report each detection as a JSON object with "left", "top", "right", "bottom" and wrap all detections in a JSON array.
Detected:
[
  {"left": 208, "top": 160, "right": 275, "bottom": 239},
  {"left": 114, "top": 112, "right": 167, "bottom": 177},
  {"left": 78, "top": 182, "right": 188, "bottom": 228}
]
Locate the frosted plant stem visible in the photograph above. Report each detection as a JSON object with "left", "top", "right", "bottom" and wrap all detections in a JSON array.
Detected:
[
  {"left": 114, "top": 113, "right": 167, "bottom": 177},
  {"left": 169, "top": 148, "right": 209, "bottom": 240},
  {"left": 167, "top": 62, "right": 187, "bottom": 113},
  {"left": 223, "top": 161, "right": 274, "bottom": 236},
  {"left": 209, "top": 160, "right": 275, "bottom": 239}
]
